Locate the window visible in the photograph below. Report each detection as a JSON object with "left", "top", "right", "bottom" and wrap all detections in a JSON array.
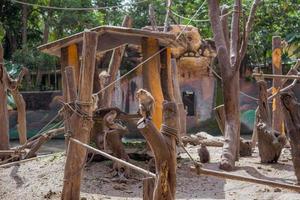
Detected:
[{"left": 182, "top": 91, "right": 195, "bottom": 116}]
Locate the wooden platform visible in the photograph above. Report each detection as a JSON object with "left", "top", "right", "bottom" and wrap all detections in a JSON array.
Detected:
[{"left": 38, "top": 26, "right": 177, "bottom": 57}]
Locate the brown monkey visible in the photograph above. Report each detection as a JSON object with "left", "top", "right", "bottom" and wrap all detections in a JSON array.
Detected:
[
  {"left": 198, "top": 144, "right": 210, "bottom": 163},
  {"left": 135, "top": 89, "right": 155, "bottom": 120}
]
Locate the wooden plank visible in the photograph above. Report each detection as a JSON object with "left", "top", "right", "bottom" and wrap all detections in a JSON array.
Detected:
[
  {"left": 141, "top": 37, "right": 164, "bottom": 129},
  {"left": 62, "top": 30, "right": 98, "bottom": 200},
  {"left": 38, "top": 26, "right": 177, "bottom": 57},
  {"left": 271, "top": 36, "right": 284, "bottom": 134}
]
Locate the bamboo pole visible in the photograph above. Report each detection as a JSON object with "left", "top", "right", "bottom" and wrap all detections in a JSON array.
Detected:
[
  {"left": 69, "top": 138, "right": 155, "bottom": 178},
  {"left": 252, "top": 73, "right": 300, "bottom": 79},
  {"left": 195, "top": 166, "right": 300, "bottom": 192}
]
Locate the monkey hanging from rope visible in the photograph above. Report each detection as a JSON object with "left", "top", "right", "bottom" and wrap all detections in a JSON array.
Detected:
[{"left": 135, "top": 89, "right": 155, "bottom": 122}]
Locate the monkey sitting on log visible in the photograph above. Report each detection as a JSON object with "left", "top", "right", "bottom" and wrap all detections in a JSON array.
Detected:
[
  {"left": 135, "top": 89, "right": 155, "bottom": 122},
  {"left": 198, "top": 144, "right": 210, "bottom": 163}
]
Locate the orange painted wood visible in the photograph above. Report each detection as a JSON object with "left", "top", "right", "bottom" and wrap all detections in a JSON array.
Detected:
[{"left": 141, "top": 37, "right": 164, "bottom": 129}]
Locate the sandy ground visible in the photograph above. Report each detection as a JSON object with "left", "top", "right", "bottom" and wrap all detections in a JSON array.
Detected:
[{"left": 1, "top": 145, "right": 300, "bottom": 200}]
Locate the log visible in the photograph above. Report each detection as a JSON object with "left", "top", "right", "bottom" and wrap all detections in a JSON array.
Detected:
[
  {"left": 281, "top": 92, "right": 300, "bottom": 184},
  {"left": 256, "top": 80, "right": 286, "bottom": 163},
  {"left": 271, "top": 36, "right": 284, "bottom": 134},
  {"left": 24, "top": 134, "right": 48, "bottom": 159},
  {"left": 138, "top": 101, "right": 178, "bottom": 199},
  {"left": 171, "top": 59, "right": 186, "bottom": 136},
  {"left": 62, "top": 31, "right": 98, "bottom": 200},
  {"left": 0, "top": 45, "right": 10, "bottom": 154}
]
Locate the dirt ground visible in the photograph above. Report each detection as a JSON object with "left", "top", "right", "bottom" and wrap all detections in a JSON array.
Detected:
[{"left": 1, "top": 145, "right": 300, "bottom": 200}]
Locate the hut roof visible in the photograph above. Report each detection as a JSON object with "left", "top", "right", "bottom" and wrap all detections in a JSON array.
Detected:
[{"left": 38, "top": 26, "right": 177, "bottom": 57}]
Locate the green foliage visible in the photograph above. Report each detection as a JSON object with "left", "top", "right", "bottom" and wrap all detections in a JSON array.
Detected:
[{"left": 11, "top": 46, "right": 57, "bottom": 71}]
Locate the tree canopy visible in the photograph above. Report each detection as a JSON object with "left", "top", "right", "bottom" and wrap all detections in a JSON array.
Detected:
[{"left": 0, "top": 0, "right": 299, "bottom": 76}]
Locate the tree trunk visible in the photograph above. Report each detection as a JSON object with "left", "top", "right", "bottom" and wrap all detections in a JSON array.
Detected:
[
  {"left": 0, "top": 45, "right": 9, "bottom": 154},
  {"left": 281, "top": 92, "right": 300, "bottom": 184},
  {"left": 62, "top": 31, "right": 98, "bottom": 200},
  {"left": 256, "top": 80, "right": 285, "bottom": 163},
  {"left": 214, "top": 104, "right": 251, "bottom": 157},
  {"left": 11, "top": 89, "right": 27, "bottom": 145},
  {"left": 138, "top": 101, "right": 178, "bottom": 200},
  {"left": 219, "top": 71, "right": 240, "bottom": 170}
]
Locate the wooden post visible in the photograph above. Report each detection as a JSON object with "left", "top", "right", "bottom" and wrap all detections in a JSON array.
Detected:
[
  {"left": 138, "top": 101, "right": 178, "bottom": 199},
  {"left": 62, "top": 31, "right": 98, "bottom": 200},
  {"left": 160, "top": 48, "right": 175, "bottom": 101},
  {"left": 67, "top": 44, "right": 80, "bottom": 89},
  {"left": 61, "top": 44, "right": 80, "bottom": 150},
  {"left": 256, "top": 80, "right": 285, "bottom": 163},
  {"left": 0, "top": 44, "right": 9, "bottom": 153},
  {"left": 272, "top": 36, "right": 284, "bottom": 134},
  {"left": 281, "top": 92, "right": 300, "bottom": 184},
  {"left": 141, "top": 37, "right": 164, "bottom": 129},
  {"left": 104, "top": 16, "right": 132, "bottom": 107},
  {"left": 171, "top": 59, "right": 186, "bottom": 136}
]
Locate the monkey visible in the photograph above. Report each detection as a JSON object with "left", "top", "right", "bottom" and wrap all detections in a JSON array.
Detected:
[
  {"left": 99, "top": 70, "right": 110, "bottom": 90},
  {"left": 97, "top": 70, "right": 110, "bottom": 108},
  {"left": 198, "top": 144, "right": 210, "bottom": 163},
  {"left": 135, "top": 89, "right": 155, "bottom": 121}
]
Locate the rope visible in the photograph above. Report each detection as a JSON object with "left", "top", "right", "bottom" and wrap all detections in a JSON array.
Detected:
[
  {"left": 94, "top": 0, "right": 206, "bottom": 97},
  {"left": 170, "top": 9, "right": 235, "bottom": 23},
  {"left": 10, "top": 0, "right": 149, "bottom": 11},
  {"left": 69, "top": 138, "right": 156, "bottom": 178}
]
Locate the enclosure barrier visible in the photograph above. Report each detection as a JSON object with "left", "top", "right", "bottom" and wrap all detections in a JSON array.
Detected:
[{"left": 70, "top": 137, "right": 300, "bottom": 193}]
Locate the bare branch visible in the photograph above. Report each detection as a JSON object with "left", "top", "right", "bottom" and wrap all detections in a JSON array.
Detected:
[
  {"left": 221, "top": 5, "right": 230, "bottom": 51},
  {"left": 163, "top": 0, "right": 172, "bottom": 32},
  {"left": 207, "top": 0, "right": 231, "bottom": 77},
  {"left": 149, "top": 4, "right": 158, "bottom": 31},
  {"left": 230, "top": 0, "right": 241, "bottom": 68},
  {"left": 239, "top": 0, "right": 262, "bottom": 65}
]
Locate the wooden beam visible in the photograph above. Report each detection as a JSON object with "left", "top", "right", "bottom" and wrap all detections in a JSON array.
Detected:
[
  {"left": 62, "top": 31, "right": 98, "bottom": 200},
  {"left": 272, "top": 36, "right": 284, "bottom": 134},
  {"left": 141, "top": 37, "right": 164, "bottom": 129}
]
